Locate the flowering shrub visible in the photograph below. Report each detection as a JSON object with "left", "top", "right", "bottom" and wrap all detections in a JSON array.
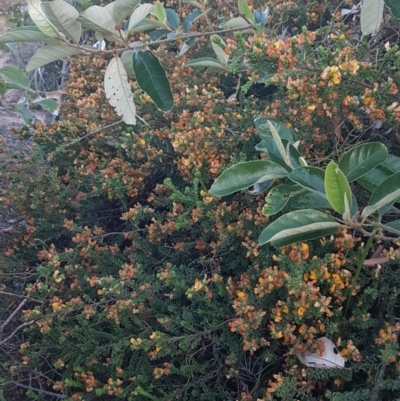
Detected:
[{"left": 1, "top": 0, "right": 400, "bottom": 400}]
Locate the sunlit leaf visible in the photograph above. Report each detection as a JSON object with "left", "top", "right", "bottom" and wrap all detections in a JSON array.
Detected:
[
  {"left": 325, "top": 161, "right": 352, "bottom": 214},
  {"left": 28, "top": 0, "right": 58, "bottom": 37},
  {"left": 361, "top": 0, "right": 384, "bottom": 34},
  {"left": 262, "top": 184, "right": 301, "bottom": 216},
  {"left": 0, "top": 26, "right": 54, "bottom": 43}
]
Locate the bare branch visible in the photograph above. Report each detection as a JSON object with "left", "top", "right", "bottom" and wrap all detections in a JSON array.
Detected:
[
  {"left": 11, "top": 383, "right": 67, "bottom": 399},
  {"left": 0, "top": 320, "right": 35, "bottom": 346},
  {"left": 1, "top": 299, "right": 27, "bottom": 330}
]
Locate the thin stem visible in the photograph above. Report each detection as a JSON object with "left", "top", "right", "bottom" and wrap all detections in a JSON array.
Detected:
[{"left": 345, "top": 229, "right": 377, "bottom": 314}]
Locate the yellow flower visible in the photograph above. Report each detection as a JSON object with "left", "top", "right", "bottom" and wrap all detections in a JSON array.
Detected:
[
  {"left": 307, "top": 105, "right": 316, "bottom": 112},
  {"left": 51, "top": 302, "right": 59, "bottom": 309},
  {"left": 310, "top": 270, "right": 316, "bottom": 280},
  {"left": 297, "top": 307, "right": 306, "bottom": 316},
  {"left": 193, "top": 279, "right": 203, "bottom": 292},
  {"left": 275, "top": 331, "right": 283, "bottom": 339},
  {"left": 300, "top": 243, "right": 309, "bottom": 252},
  {"left": 237, "top": 291, "right": 246, "bottom": 299},
  {"left": 282, "top": 305, "right": 289, "bottom": 313}
]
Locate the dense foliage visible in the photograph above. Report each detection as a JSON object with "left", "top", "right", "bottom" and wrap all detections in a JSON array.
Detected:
[{"left": 1, "top": 0, "right": 400, "bottom": 400}]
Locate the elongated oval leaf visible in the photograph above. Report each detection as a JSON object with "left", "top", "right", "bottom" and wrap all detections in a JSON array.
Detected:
[
  {"left": 26, "top": 43, "right": 86, "bottom": 72},
  {"left": 0, "top": 66, "right": 33, "bottom": 92},
  {"left": 259, "top": 209, "right": 340, "bottom": 247},
  {"left": 256, "top": 139, "right": 292, "bottom": 172},
  {"left": 289, "top": 166, "right": 326, "bottom": 194},
  {"left": 28, "top": 0, "right": 58, "bottom": 37},
  {"left": 154, "top": 0, "right": 167, "bottom": 23},
  {"left": 338, "top": 142, "right": 388, "bottom": 182},
  {"left": 211, "top": 35, "right": 229, "bottom": 67},
  {"left": 78, "top": 5, "right": 125, "bottom": 43},
  {"left": 113, "top": 0, "right": 141, "bottom": 23},
  {"left": 357, "top": 165, "right": 393, "bottom": 192},
  {"left": 166, "top": 8, "right": 180, "bottom": 30},
  {"left": 262, "top": 184, "right": 301, "bottom": 216},
  {"left": 129, "top": 17, "right": 167, "bottom": 33},
  {"left": 325, "top": 161, "right": 352, "bottom": 214},
  {"left": 361, "top": 0, "right": 384, "bottom": 34},
  {"left": 238, "top": 0, "right": 255, "bottom": 23},
  {"left": 221, "top": 16, "right": 251, "bottom": 29},
  {"left": 41, "top": 0, "right": 81, "bottom": 43},
  {"left": 362, "top": 172, "right": 400, "bottom": 217},
  {"left": 184, "top": 57, "right": 226, "bottom": 70},
  {"left": 104, "top": 56, "right": 136, "bottom": 125},
  {"left": 132, "top": 50, "right": 173, "bottom": 112},
  {"left": 210, "top": 160, "right": 288, "bottom": 196},
  {"left": 31, "top": 98, "right": 59, "bottom": 112},
  {"left": 0, "top": 26, "right": 54, "bottom": 43},
  {"left": 287, "top": 143, "right": 302, "bottom": 168}
]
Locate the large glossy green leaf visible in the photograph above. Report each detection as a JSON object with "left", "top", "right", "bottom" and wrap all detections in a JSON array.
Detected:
[
  {"left": 267, "top": 120, "right": 287, "bottom": 164},
  {"left": 289, "top": 166, "right": 326, "bottom": 195},
  {"left": 357, "top": 165, "right": 393, "bottom": 192},
  {"left": 380, "top": 154, "right": 400, "bottom": 173},
  {"left": 210, "top": 160, "right": 288, "bottom": 196},
  {"left": 128, "top": 5, "right": 155, "bottom": 31},
  {"left": 259, "top": 209, "right": 340, "bottom": 247},
  {"left": 287, "top": 143, "right": 302, "bottom": 169},
  {"left": 132, "top": 50, "right": 173, "bottom": 112},
  {"left": 262, "top": 184, "right": 302, "bottom": 216},
  {"left": 254, "top": 117, "right": 295, "bottom": 142},
  {"left": 0, "top": 66, "right": 34, "bottom": 92},
  {"left": 338, "top": 142, "right": 388, "bottom": 182},
  {"left": 362, "top": 172, "right": 400, "bottom": 217},
  {"left": 184, "top": 57, "right": 227, "bottom": 70},
  {"left": 41, "top": 0, "right": 81, "bottom": 43},
  {"left": 361, "top": 0, "right": 384, "bottom": 34},
  {"left": 0, "top": 26, "right": 54, "bottom": 43},
  {"left": 113, "top": 0, "right": 140, "bottom": 23},
  {"left": 28, "top": 0, "right": 58, "bottom": 37},
  {"left": 121, "top": 50, "right": 135, "bottom": 76},
  {"left": 287, "top": 191, "right": 331, "bottom": 210},
  {"left": 26, "top": 43, "right": 86, "bottom": 72},
  {"left": 325, "top": 161, "right": 352, "bottom": 214},
  {"left": 385, "top": 0, "right": 400, "bottom": 18}
]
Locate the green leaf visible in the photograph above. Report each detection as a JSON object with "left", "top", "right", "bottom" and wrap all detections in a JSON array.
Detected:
[
  {"left": 0, "top": 66, "right": 34, "bottom": 92},
  {"left": 31, "top": 98, "right": 59, "bottom": 112},
  {"left": 129, "top": 17, "right": 167, "bottom": 33},
  {"left": 287, "top": 191, "right": 331, "bottom": 210},
  {"left": 128, "top": 4, "right": 155, "bottom": 31},
  {"left": 41, "top": 0, "right": 82, "bottom": 43},
  {"left": 113, "top": 0, "right": 141, "bottom": 23},
  {"left": 121, "top": 50, "right": 135, "bottom": 76},
  {"left": 286, "top": 143, "right": 302, "bottom": 169},
  {"left": 154, "top": 1, "right": 167, "bottom": 23},
  {"left": 254, "top": 117, "right": 295, "bottom": 142},
  {"left": 259, "top": 209, "right": 340, "bottom": 247},
  {"left": 256, "top": 139, "right": 291, "bottom": 172},
  {"left": 362, "top": 172, "right": 400, "bottom": 217},
  {"left": 385, "top": 0, "right": 400, "bottom": 18},
  {"left": 350, "top": 193, "right": 358, "bottom": 217},
  {"left": 0, "top": 78, "right": 6, "bottom": 96},
  {"left": 0, "top": 26, "right": 54, "bottom": 43},
  {"left": 28, "top": 0, "right": 58, "bottom": 37},
  {"left": 267, "top": 120, "right": 288, "bottom": 166},
  {"left": 238, "top": 0, "right": 255, "bottom": 23},
  {"left": 325, "top": 161, "right": 352, "bottom": 214},
  {"left": 132, "top": 50, "right": 173, "bottom": 112},
  {"left": 361, "top": 0, "right": 384, "bottom": 34},
  {"left": 380, "top": 154, "right": 400, "bottom": 173},
  {"left": 210, "top": 160, "right": 288, "bottom": 196},
  {"left": 338, "top": 142, "right": 388, "bottom": 182},
  {"left": 182, "top": 0, "right": 202, "bottom": 8},
  {"left": 78, "top": 5, "right": 125, "bottom": 43},
  {"left": 26, "top": 43, "right": 86, "bottom": 72},
  {"left": 221, "top": 16, "right": 252, "bottom": 31},
  {"left": 105, "top": 56, "right": 136, "bottom": 125},
  {"left": 166, "top": 8, "right": 180, "bottom": 30},
  {"left": 289, "top": 166, "right": 326, "bottom": 195},
  {"left": 210, "top": 35, "right": 229, "bottom": 67},
  {"left": 357, "top": 165, "right": 393, "bottom": 192},
  {"left": 383, "top": 219, "right": 400, "bottom": 233},
  {"left": 14, "top": 104, "right": 34, "bottom": 124},
  {"left": 262, "top": 184, "right": 301, "bottom": 216},
  {"left": 184, "top": 57, "right": 227, "bottom": 70}
]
